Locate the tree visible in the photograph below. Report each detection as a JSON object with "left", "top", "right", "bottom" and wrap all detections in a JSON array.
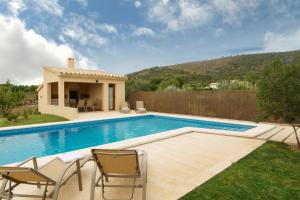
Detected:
[
  {"left": 257, "top": 56, "right": 300, "bottom": 148},
  {"left": 158, "top": 77, "right": 184, "bottom": 91},
  {"left": 149, "top": 78, "right": 162, "bottom": 91},
  {"left": 245, "top": 71, "right": 259, "bottom": 87},
  {"left": 0, "top": 81, "right": 25, "bottom": 116}
]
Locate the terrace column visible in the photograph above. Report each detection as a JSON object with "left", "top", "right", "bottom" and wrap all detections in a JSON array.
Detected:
[
  {"left": 102, "top": 82, "right": 109, "bottom": 111},
  {"left": 115, "top": 81, "right": 125, "bottom": 111},
  {"left": 58, "top": 79, "right": 65, "bottom": 107},
  {"left": 46, "top": 83, "right": 51, "bottom": 105}
]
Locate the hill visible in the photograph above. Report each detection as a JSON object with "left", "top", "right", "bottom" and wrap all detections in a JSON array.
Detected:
[
  {"left": 168, "top": 50, "right": 298, "bottom": 78},
  {"left": 126, "top": 50, "right": 300, "bottom": 92}
]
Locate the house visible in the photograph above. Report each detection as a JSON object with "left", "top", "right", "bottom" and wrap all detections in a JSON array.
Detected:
[
  {"left": 209, "top": 82, "right": 219, "bottom": 90},
  {"left": 37, "top": 58, "right": 126, "bottom": 119}
]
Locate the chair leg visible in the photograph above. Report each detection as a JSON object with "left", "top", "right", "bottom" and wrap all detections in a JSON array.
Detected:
[
  {"left": 90, "top": 163, "right": 97, "bottom": 200},
  {"left": 42, "top": 182, "right": 49, "bottom": 200},
  {"left": 76, "top": 160, "right": 83, "bottom": 191},
  {"left": 0, "top": 181, "right": 9, "bottom": 200},
  {"left": 142, "top": 186, "right": 147, "bottom": 200},
  {"left": 32, "top": 157, "right": 41, "bottom": 189},
  {"left": 0, "top": 180, "right": 10, "bottom": 200},
  {"left": 0, "top": 179, "right": 8, "bottom": 197},
  {"left": 142, "top": 153, "right": 148, "bottom": 200},
  {"left": 52, "top": 184, "right": 60, "bottom": 200}
]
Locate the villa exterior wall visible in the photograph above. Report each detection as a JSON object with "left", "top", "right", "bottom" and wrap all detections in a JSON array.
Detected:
[
  {"left": 38, "top": 69, "right": 126, "bottom": 120},
  {"left": 60, "top": 76, "right": 125, "bottom": 111},
  {"left": 115, "top": 81, "right": 125, "bottom": 110},
  {"left": 88, "top": 84, "right": 103, "bottom": 106},
  {"left": 40, "top": 105, "right": 78, "bottom": 119}
]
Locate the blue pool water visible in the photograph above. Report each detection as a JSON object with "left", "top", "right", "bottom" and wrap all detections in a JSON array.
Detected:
[{"left": 0, "top": 115, "right": 255, "bottom": 165}]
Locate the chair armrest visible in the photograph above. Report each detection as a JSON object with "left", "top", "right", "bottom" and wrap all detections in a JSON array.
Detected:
[
  {"left": 139, "top": 152, "right": 148, "bottom": 180},
  {"left": 17, "top": 157, "right": 38, "bottom": 170},
  {"left": 56, "top": 159, "right": 81, "bottom": 186}
]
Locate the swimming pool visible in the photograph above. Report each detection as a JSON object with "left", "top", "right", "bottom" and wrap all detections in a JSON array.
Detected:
[{"left": 0, "top": 115, "right": 255, "bottom": 165}]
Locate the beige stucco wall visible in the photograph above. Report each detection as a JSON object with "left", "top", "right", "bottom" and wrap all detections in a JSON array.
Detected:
[
  {"left": 60, "top": 76, "right": 125, "bottom": 112},
  {"left": 114, "top": 81, "right": 125, "bottom": 110},
  {"left": 40, "top": 105, "right": 78, "bottom": 119},
  {"left": 89, "top": 83, "right": 103, "bottom": 103},
  {"left": 38, "top": 69, "right": 126, "bottom": 120}
]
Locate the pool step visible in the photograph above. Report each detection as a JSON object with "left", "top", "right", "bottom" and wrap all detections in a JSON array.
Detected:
[
  {"left": 257, "top": 127, "right": 284, "bottom": 140},
  {"left": 269, "top": 127, "right": 294, "bottom": 142},
  {"left": 284, "top": 129, "right": 300, "bottom": 144}
]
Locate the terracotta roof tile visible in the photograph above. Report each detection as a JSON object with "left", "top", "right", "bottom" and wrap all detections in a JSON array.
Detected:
[{"left": 44, "top": 66, "right": 126, "bottom": 79}]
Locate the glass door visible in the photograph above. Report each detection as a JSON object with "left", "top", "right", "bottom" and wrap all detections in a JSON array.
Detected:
[{"left": 108, "top": 84, "right": 115, "bottom": 110}]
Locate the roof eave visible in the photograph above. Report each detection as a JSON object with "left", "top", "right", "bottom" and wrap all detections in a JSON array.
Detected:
[
  {"left": 58, "top": 73, "right": 127, "bottom": 80},
  {"left": 36, "top": 84, "right": 43, "bottom": 92},
  {"left": 43, "top": 66, "right": 61, "bottom": 75}
]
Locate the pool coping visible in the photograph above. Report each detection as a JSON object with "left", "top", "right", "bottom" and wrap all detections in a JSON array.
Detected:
[
  {"left": 0, "top": 112, "right": 274, "bottom": 139},
  {"left": 0, "top": 112, "right": 273, "bottom": 135},
  {"left": 7, "top": 126, "right": 270, "bottom": 167},
  {"left": 1, "top": 112, "right": 275, "bottom": 166}
]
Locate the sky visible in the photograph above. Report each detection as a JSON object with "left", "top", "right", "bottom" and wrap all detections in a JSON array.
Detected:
[{"left": 0, "top": 0, "right": 300, "bottom": 85}]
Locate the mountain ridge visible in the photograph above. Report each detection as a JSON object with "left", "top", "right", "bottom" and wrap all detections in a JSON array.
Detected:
[{"left": 126, "top": 49, "right": 300, "bottom": 91}]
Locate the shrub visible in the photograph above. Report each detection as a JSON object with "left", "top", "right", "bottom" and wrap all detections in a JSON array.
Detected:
[
  {"left": 257, "top": 55, "right": 300, "bottom": 147},
  {"left": 27, "top": 108, "right": 33, "bottom": 115},
  {"left": 7, "top": 114, "right": 18, "bottom": 122},
  {"left": 23, "top": 109, "right": 29, "bottom": 119},
  {"left": 34, "top": 108, "right": 40, "bottom": 115},
  {"left": 0, "top": 81, "right": 25, "bottom": 116}
]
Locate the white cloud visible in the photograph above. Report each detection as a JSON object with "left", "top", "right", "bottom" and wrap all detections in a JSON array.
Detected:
[
  {"left": 212, "top": 0, "right": 240, "bottom": 24},
  {"left": 76, "top": 54, "right": 97, "bottom": 69},
  {"left": 61, "top": 14, "right": 111, "bottom": 46},
  {"left": 74, "top": 0, "right": 88, "bottom": 8},
  {"left": 175, "top": 0, "right": 212, "bottom": 31},
  {"left": 34, "top": 0, "right": 64, "bottom": 16},
  {"left": 132, "top": 27, "right": 155, "bottom": 36},
  {"left": 63, "top": 28, "right": 108, "bottom": 46},
  {"left": 3, "top": 0, "right": 64, "bottom": 17},
  {"left": 134, "top": 1, "right": 142, "bottom": 8},
  {"left": 146, "top": 0, "right": 261, "bottom": 31},
  {"left": 148, "top": 0, "right": 176, "bottom": 25},
  {"left": 98, "top": 24, "right": 118, "bottom": 34},
  {"left": 0, "top": 15, "right": 96, "bottom": 85},
  {"left": 214, "top": 28, "right": 224, "bottom": 37},
  {"left": 263, "top": 29, "right": 300, "bottom": 52},
  {"left": 148, "top": 0, "right": 212, "bottom": 32},
  {"left": 8, "top": 0, "right": 26, "bottom": 16},
  {"left": 212, "top": 0, "right": 260, "bottom": 25}
]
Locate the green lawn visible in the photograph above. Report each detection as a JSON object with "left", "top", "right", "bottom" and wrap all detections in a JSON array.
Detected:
[
  {"left": 0, "top": 114, "right": 68, "bottom": 127},
  {"left": 181, "top": 142, "right": 300, "bottom": 200}
]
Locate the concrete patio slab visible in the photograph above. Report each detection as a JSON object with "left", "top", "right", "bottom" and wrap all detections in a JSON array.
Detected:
[
  {"left": 9, "top": 132, "right": 265, "bottom": 200},
  {"left": 284, "top": 130, "right": 300, "bottom": 145},
  {"left": 257, "top": 126, "right": 283, "bottom": 139},
  {"left": 269, "top": 127, "right": 294, "bottom": 142},
  {"left": 75, "top": 111, "right": 139, "bottom": 120}
]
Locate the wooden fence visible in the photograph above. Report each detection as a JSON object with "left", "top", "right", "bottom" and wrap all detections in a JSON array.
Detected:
[{"left": 128, "top": 91, "right": 258, "bottom": 121}]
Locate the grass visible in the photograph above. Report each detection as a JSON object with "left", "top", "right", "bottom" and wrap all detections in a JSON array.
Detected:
[
  {"left": 181, "top": 142, "right": 300, "bottom": 200},
  {"left": 0, "top": 114, "right": 68, "bottom": 127}
]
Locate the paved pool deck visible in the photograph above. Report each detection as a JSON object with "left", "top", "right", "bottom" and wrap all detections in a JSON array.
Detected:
[
  {"left": 75, "top": 111, "right": 299, "bottom": 145},
  {"left": 1, "top": 111, "right": 298, "bottom": 199},
  {"left": 5, "top": 132, "right": 265, "bottom": 200},
  {"left": 0, "top": 111, "right": 274, "bottom": 138}
]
